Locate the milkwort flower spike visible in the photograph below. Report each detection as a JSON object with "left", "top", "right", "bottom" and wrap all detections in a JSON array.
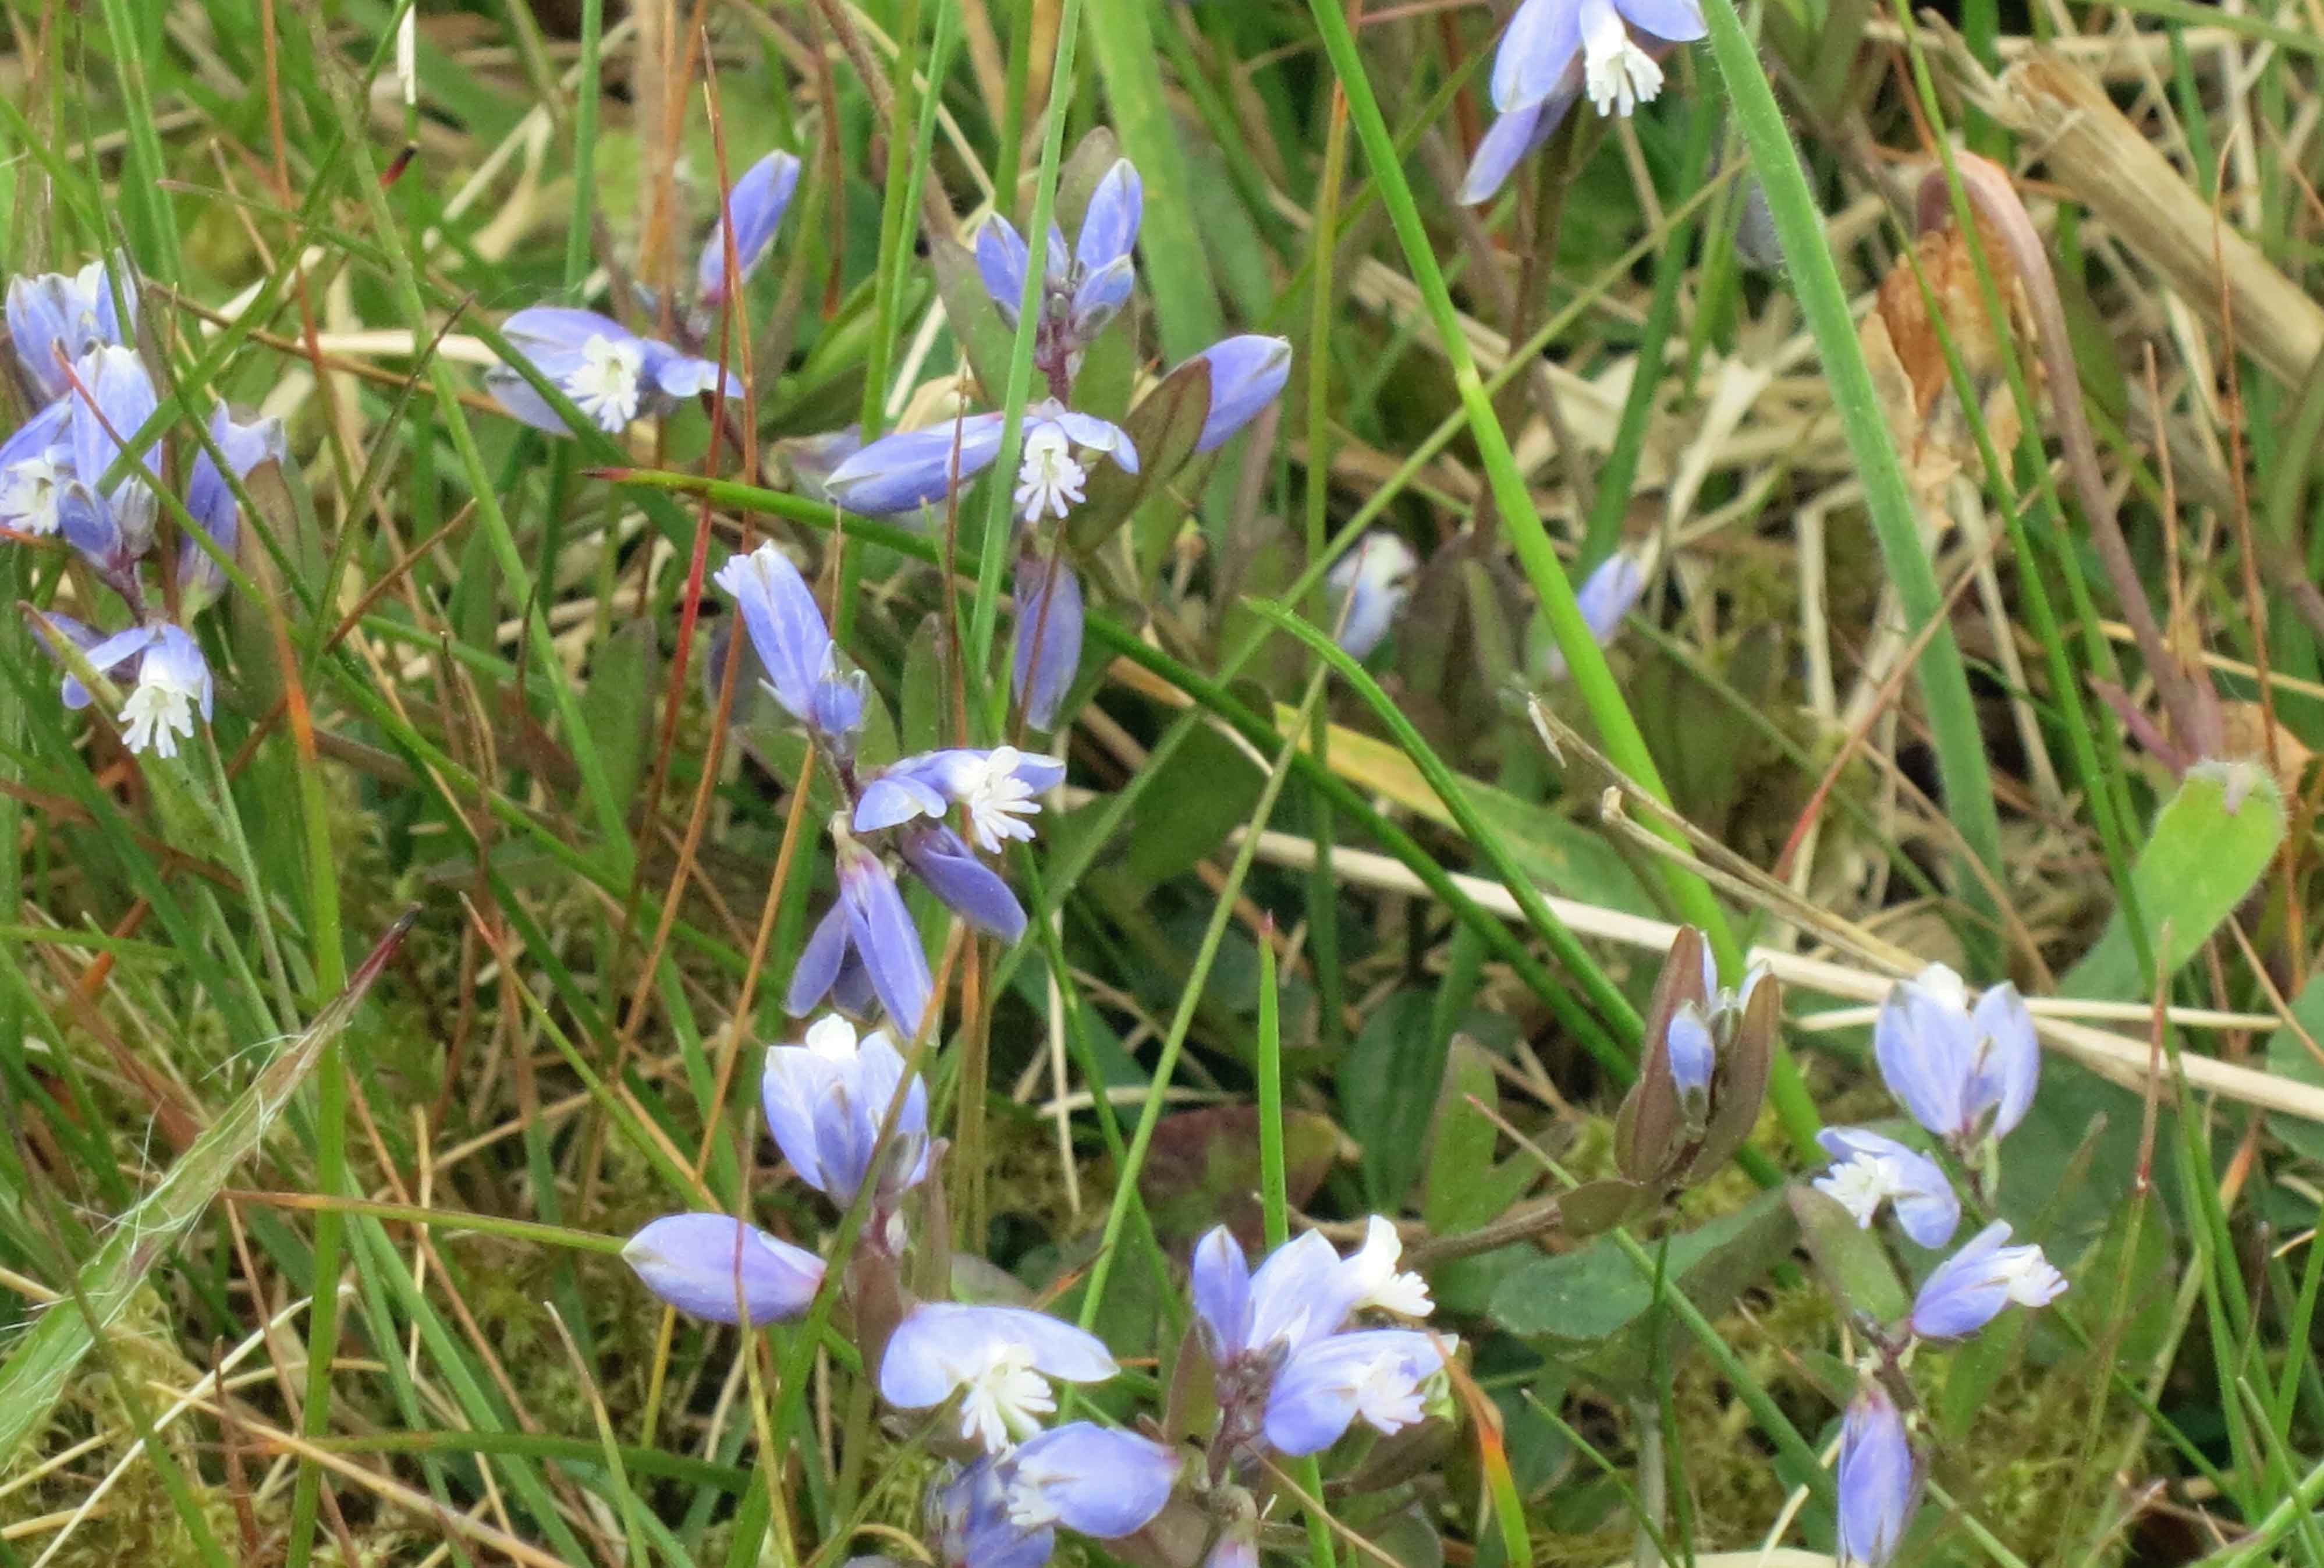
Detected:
[
  {"left": 975, "top": 157, "right": 1144, "bottom": 386},
  {"left": 1461, "top": 0, "right": 1708, "bottom": 204},
  {"left": 1612, "top": 926, "right": 1778, "bottom": 1188}
]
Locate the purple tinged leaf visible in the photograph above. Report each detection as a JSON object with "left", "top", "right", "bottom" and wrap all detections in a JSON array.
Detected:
[{"left": 622, "top": 1214, "right": 825, "bottom": 1325}]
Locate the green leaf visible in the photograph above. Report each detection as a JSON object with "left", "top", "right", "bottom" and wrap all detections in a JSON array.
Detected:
[
  {"left": 579, "top": 619, "right": 657, "bottom": 812},
  {"left": 928, "top": 236, "right": 1017, "bottom": 400},
  {"left": 1120, "top": 721, "right": 1264, "bottom": 891},
  {"left": 2062, "top": 759, "right": 2287, "bottom": 999},
  {"left": 1339, "top": 991, "right": 1440, "bottom": 1209},
  {"left": 1425, "top": 1038, "right": 1536, "bottom": 1234},
  {"left": 1489, "top": 1188, "right": 1798, "bottom": 1391},
  {"left": 1791, "top": 1184, "right": 1910, "bottom": 1324},
  {"left": 0, "top": 914, "right": 411, "bottom": 1470},
  {"left": 1069, "top": 357, "right": 1214, "bottom": 554},
  {"left": 2263, "top": 976, "right": 2324, "bottom": 1164}
]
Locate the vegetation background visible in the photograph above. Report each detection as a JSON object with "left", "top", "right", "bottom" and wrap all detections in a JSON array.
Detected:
[{"left": 0, "top": 0, "right": 2321, "bottom": 1563}]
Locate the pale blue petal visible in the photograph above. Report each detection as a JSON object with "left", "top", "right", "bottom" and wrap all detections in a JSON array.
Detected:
[{"left": 623, "top": 1214, "right": 824, "bottom": 1325}]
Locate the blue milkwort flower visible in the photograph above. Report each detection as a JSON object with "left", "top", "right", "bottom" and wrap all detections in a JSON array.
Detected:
[
  {"left": 878, "top": 1301, "right": 1120, "bottom": 1453},
  {"left": 622, "top": 1212, "right": 826, "bottom": 1325},
  {"left": 998, "top": 1422, "right": 1179, "bottom": 1538},
  {"left": 1834, "top": 1382, "right": 1915, "bottom": 1568},
  {"left": 932, "top": 1457, "right": 1059, "bottom": 1568},
  {"left": 1324, "top": 531, "right": 1418, "bottom": 659},
  {"left": 1812, "top": 1127, "right": 1960, "bottom": 1250},
  {"left": 8, "top": 254, "right": 136, "bottom": 402},
  {"left": 43, "top": 619, "right": 214, "bottom": 760},
  {"left": 855, "top": 746, "right": 1066, "bottom": 854},
  {"left": 897, "top": 825, "right": 1033, "bottom": 943},
  {"left": 485, "top": 307, "right": 743, "bottom": 437},
  {"left": 1188, "top": 335, "right": 1294, "bottom": 453},
  {"left": 762, "top": 1014, "right": 929, "bottom": 1210},
  {"left": 0, "top": 400, "right": 72, "bottom": 540},
  {"left": 1193, "top": 1217, "right": 1449, "bottom": 1460},
  {"left": 824, "top": 403, "right": 1137, "bottom": 524},
  {"left": 789, "top": 825, "right": 936, "bottom": 1038},
  {"left": 1012, "top": 549, "right": 1083, "bottom": 732},
  {"left": 976, "top": 159, "right": 1144, "bottom": 387},
  {"left": 55, "top": 344, "right": 164, "bottom": 580},
  {"left": 1535, "top": 549, "right": 1647, "bottom": 682},
  {"left": 696, "top": 150, "right": 803, "bottom": 312},
  {"left": 1906, "top": 1219, "right": 2066, "bottom": 1340},
  {"left": 1873, "top": 962, "right": 2039, "bottom": 1154},
  {"left": 1461, "top": 0, "right": 1708, "bottom": 205},
  {"left": 1664, "top": 1001, "right": 1716, "bottom": 1112},
  {"left": 714, "top": 541, "right": 867, "bottom": 757},
  {"left": 180, "top": 404, "right": 288, "bottom": 614}
]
